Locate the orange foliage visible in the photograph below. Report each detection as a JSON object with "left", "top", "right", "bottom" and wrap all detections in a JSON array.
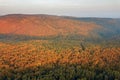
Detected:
[
  {"left": 0, "top": 42, "right": 120, "bottom": 71},
  {"left": 0, "top": 14, "right": 101, "bottom": 36}
]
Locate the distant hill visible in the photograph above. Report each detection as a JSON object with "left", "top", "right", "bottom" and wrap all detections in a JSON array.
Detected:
[
  {"left": 0, "top": 14, "right": 101, "bottom": 37},
  {"left": 0, "top": 14, "right": 120, "bottom": 42},
  {"left": 64, "top": 17, "right": 120, "bottom": 39}
]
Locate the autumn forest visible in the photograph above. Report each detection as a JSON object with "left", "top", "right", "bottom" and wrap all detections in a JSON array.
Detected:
[{"left": 0, "top": 14, "right": 120, "bottom": 80}]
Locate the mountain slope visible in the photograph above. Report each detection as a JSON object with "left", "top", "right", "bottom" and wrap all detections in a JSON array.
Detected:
[
  {"left": 64, "top": 17, "right": 120, "bottom": 38},
  {"left": 0, "top": 14, "right": 101, "bottom": 37}
]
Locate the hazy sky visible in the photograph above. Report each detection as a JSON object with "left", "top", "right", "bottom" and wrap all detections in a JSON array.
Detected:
[{"left": 0, "top": 0, "right": 120, "bottom": 18}]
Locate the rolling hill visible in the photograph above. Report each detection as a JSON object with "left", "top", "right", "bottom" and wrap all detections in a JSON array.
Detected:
[
  {"left": 0, "top": 14, "right": 120, "bottom": 43},
  {"left": 64, "top": 17, "right": 120, "bottom": 38},
  {"left": 0, "top": 14, "right": 101, "bottom": 37}
]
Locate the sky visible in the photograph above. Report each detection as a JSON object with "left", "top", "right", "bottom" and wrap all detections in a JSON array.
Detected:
[{"left": 0, "top": 0, "right": 120, "bottom": 18}]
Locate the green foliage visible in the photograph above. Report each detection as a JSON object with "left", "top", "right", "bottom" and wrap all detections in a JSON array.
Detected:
[{"left": 0, "top": 64, "right": 120, "bottom": 80}]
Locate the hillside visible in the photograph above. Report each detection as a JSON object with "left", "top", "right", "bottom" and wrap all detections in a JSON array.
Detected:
[
  {"left": 0, "top": 14, "right": 101, "bottom": 37},
  {"left": 64, "top": 17, "right": 120, "bottom": 39},
  {"left": 0, "top": 14, "right": 120, "bottom": 42}
]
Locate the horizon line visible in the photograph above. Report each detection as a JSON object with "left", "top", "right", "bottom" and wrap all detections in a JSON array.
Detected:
[{"left": 0, "top": 13, "right": 120, "bottom": 19}]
